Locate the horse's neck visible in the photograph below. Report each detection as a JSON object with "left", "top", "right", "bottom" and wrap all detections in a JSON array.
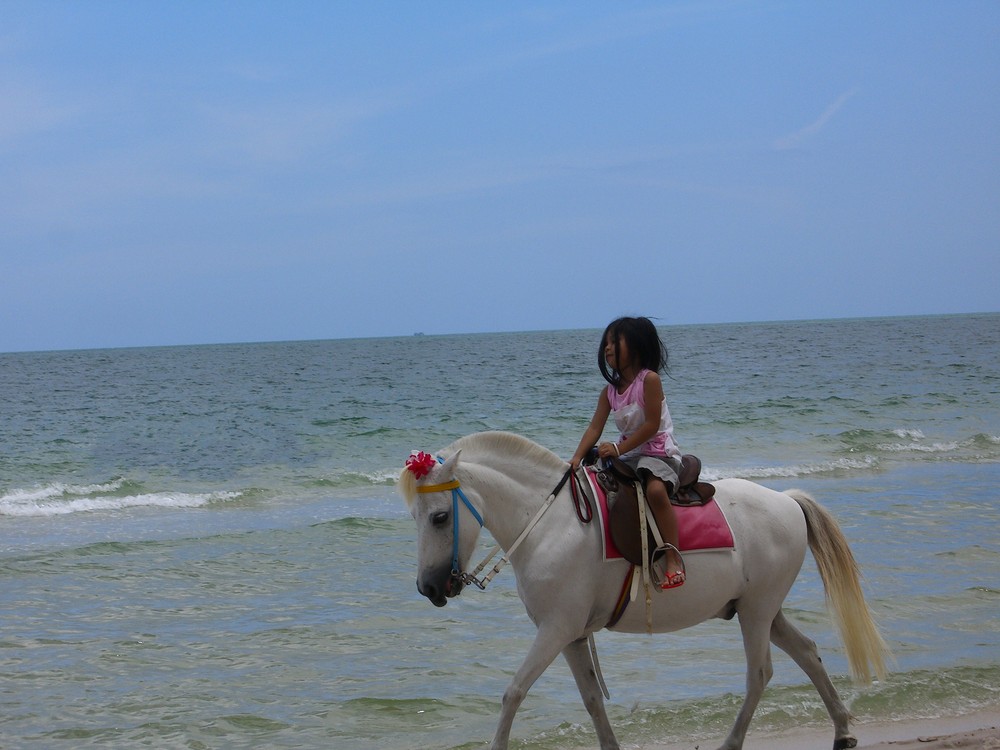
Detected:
[{"left": 467, "top": 465, "right": 554, "bottom": 550}]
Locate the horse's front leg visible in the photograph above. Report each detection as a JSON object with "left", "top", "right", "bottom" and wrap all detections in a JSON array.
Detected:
[
  {"left": 490, "top": 625, "right": 571, "bottom": 750},
  {"left": 563, "top": 637, "right": 620, "bottom": 750},
  {"left": 719, "top": 610, "right": 774, "bottom": 750}
]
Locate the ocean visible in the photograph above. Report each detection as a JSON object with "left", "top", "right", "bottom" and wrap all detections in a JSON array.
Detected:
[{"left": 1, "top": 313, "right": 998, "bottom": 749}]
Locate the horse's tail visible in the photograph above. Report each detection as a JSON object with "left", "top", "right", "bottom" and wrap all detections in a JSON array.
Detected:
[{"left": 786, "top": 489, "right": 891, "bottom": 684}]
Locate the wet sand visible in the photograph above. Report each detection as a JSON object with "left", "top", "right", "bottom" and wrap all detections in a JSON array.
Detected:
[{"left": 642, "top": 707, "right": 1000, "bottom": 749}]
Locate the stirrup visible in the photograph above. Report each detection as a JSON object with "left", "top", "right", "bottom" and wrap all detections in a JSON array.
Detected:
[{"left": 651, "top": 543, "right": 686, "bottom": 590}]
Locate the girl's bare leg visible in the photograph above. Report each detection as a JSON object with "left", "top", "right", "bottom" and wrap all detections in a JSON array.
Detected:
[{"left": 645, "top": 478, "right": 684, "bottom": 585}]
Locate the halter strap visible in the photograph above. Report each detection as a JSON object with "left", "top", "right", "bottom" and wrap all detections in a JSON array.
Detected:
[
  {"left": 414, "top": 458, "right": 486, "bottom": 581},
  {"left": 415, "top": 479, "right": 461, "bottom": 494},
  {"left": 417, "top": 457, "right": 584, "bottom": 590}
]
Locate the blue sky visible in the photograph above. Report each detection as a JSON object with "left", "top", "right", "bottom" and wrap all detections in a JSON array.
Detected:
[{"left": 3, "top": 2, "right": 998, "bottom": 352}]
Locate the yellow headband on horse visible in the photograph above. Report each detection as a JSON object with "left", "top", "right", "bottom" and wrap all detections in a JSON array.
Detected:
[{"left": 416, "top": 479, "right": 460, "bottom": 494}]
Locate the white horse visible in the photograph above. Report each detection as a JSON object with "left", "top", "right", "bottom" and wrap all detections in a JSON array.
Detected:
[{"left": 399, "top": 431, "right": 889, "bottom": 750}]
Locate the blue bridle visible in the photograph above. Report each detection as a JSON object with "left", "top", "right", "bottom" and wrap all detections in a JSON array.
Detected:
[
  {"left": 414, "top": 457, "right": 484, "bottom": 583},
  {"left": 414, "top": 456, "right": 583, "bottom": 591}
]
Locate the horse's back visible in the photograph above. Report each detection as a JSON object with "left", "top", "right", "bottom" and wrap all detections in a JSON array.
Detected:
[
  {"left": 606, "top": 479, "right": 806, "bottom": 633},
  {"left": 714, "top": 478, "right": 810, "bottom": 605},
  {"left": 714, "top": 477, "right": 808, "bottom": 541}
]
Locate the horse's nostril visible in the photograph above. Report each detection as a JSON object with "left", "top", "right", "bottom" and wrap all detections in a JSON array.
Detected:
[{"left": 418, "top": 579, "right": 442, "bottom": 601}]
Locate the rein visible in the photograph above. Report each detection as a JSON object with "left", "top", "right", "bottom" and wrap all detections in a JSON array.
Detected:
[{"left": 416, "top": 461, "right": 591, "bottom": 591}]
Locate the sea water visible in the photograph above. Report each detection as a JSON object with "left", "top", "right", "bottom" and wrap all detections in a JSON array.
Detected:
[{"left": 1, "top": 314, "right": 998, "bottom": 749}]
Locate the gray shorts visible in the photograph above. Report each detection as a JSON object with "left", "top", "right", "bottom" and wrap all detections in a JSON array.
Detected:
[{"left": 622, "top": 453, "right": 682, "bottom": 492}]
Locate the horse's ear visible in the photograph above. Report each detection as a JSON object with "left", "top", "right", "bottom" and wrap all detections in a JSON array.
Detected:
[{"left": 439, "top": 450, "right": 461, "bottom": 478}]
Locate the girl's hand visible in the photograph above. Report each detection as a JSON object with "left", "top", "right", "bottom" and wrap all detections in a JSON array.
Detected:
[{"left": 597, "top": 441, "right": 620, "bottom": 460}]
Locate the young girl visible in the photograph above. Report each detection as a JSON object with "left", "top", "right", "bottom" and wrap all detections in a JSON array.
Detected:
[{"left": 570, "top": 316, "right": 685, "bottom": 589}]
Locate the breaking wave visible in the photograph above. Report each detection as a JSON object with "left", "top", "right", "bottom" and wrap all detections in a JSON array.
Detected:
[{"left": 0, "top": 478, "right": 243, "bottom": 517}]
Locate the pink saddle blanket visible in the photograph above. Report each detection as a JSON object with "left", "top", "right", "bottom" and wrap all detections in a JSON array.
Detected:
[{"left": 584, "top": 468, "right": 735, "bottom": 561}]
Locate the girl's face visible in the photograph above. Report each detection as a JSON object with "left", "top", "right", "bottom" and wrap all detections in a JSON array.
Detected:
[{"left": 604, "top": 333, "right": 631, "bottom": 373}]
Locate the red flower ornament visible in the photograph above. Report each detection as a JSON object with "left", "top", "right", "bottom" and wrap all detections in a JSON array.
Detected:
[{"left": 406, "top": 451, "right": 437, "bottom": 479}]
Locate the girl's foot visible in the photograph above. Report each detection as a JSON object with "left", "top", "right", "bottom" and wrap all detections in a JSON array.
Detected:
[
  {"left": 652, "top": 545, "right": 685, "bottom": 590},
  {"left": 659, "top": 568, "right": 685, "bottom": 589}
]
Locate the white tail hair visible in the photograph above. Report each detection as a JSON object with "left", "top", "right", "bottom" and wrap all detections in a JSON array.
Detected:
[{"left": 786, "top": 489, "right": 892, "bottom": 683}]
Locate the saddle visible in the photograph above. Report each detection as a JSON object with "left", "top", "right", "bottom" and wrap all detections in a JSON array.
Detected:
[{"left": 593, "top": 454, "right": 716, "bottom": 567}]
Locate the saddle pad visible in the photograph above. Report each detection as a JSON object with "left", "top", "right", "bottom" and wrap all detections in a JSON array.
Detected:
[{"left": 584, "top": 468, "right": 735, "bottom": 562}]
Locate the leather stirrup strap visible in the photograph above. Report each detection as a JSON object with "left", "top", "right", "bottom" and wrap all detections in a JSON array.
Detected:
[{"left": 636, "top": 486, "right": 653, "bottom": 633}]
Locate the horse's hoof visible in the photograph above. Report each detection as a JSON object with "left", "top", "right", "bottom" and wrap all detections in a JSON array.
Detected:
[{"left": 833, "top": 737, "right": 858, "bottom": 750}]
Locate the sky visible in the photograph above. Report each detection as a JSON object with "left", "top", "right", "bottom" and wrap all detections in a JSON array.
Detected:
[{"left": 2, "top": 2, "right": 999, "bottom": 353}]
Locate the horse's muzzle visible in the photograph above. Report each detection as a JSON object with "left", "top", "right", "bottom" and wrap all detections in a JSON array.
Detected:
[{"left": 417, "top": 564, "right": 464, "bottom": 607}]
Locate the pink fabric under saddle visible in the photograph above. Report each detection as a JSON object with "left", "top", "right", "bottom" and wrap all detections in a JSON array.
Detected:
[{"left": 585, "top": 468, "right": 735, "bottom": 561}]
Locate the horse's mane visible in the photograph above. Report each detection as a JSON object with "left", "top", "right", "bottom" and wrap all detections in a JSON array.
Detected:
[
  {"left": 398, "top": 431, "right": 565, "bottom": 506},
  {"left": 443, "top": 431, "right": 565, "bottom": 472}
]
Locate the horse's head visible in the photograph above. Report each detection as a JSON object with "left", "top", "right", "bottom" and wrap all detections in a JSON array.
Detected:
[{"left": 399, "top": 450, "right": 484, "bottom": 607}]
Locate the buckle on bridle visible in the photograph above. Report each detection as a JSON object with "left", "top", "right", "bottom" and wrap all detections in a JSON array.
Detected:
[{"left": 456, "top": 569, "right": 487, "bottom": 590}]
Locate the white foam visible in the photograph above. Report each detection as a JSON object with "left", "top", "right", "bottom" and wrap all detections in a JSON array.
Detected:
[
  {"left": 703, "top": 455, "right": 878, "bottom": 482},
  {"left": 0, "top": 488, "right": 241, "bottom": 517},
  {"left": 0, "top": 478, "right": 126, "bottom": 504},
  {"left": 368, "top": 468, "right": 403, "bottom": 485},
  {"left": 876, "top": 440, "right": 960, "bottom": 454}
]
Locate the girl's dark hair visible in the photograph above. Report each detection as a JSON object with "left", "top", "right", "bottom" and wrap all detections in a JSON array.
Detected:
[{"left": 598, "top": 316, "right": 668, "bottom": 387}]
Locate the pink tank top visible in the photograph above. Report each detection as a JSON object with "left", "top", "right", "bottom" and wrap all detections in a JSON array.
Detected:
[{"left": 606, "top": 369, "right": 680, "bottom": 459}]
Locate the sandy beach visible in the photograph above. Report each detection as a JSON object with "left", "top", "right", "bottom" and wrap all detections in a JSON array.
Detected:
[{"left": 640, "top": 708, "right": 1000, "bottom": 750}]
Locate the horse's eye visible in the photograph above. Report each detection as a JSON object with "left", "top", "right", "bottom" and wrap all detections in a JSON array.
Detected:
[{"left": 431, "top": 511, "right": 449, "bottom": 527}]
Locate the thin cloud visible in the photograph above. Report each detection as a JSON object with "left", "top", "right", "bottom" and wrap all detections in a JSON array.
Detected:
[
  {"left": 196, "top": 94, "right": 398, "bottom": 166},
  {"left": 0, "top": 79, "right": 80, "bottom": 145},
  {"left": 501, "top": 3, "right": 739, "bottom": 68},
  {"left": 773, "top": 88, "right": 859, "bottom": 150}
]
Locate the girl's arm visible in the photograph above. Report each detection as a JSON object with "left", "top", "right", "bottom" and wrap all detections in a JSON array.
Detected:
[
  {"left": 570, "top": 390, "right": 612, "bottom": 468},
  {"left": 605, "top": 371, "right": 663, "bottom": 457}
]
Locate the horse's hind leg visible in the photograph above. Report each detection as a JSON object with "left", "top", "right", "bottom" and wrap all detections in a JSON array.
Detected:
[
  {"left": 563, "top": 637, "right": 620, "bottom": 750},
  {"left": 770, "top": 611, "right": 857, "bottom": 749}
]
